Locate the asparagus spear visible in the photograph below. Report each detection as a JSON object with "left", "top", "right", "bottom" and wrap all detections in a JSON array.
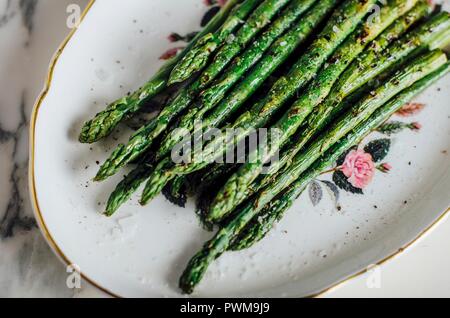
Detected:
[
  {"left": 280, "top": 8, "right": 449, "bottom": 181},
  {"left": 201, "top": 0, "right": 339, "bottom": 128},
  {"left": 212, "top": 0, "right": 438, "bottom": 215},
  {"left": 101, "top": 0, "right": 334, "bottom": 211},
  {"left": 341, "top": 0, "right": 432, "bottom": 83},
  {"left": 232, "top": 12, "right": 450, "bottom": 211},
  {"left": 179, "top": 52, "right": 448, "bottom": 294},
  {"left": 340, "top": 10, "right": 450, "bottom": 97},
  {"left": 104, "top": 165, "right": 153, "bottom": 217},
  {"left": 141, "top": 0, "right": 379, "bottom": 204},
  {"left": 238, "top": 50, "right": 447, "bottom": 217},
  {"left": 430, "top": 27, "right": 450, "bottom": 50},
  {"left": 212, "top": 21, "right": 447, "bottom": 216},
  {"left": 169, "top": 0, "right": 273, "bottom": 84},
  {"left": 162, "top": 175, "right": 188, "bottom": 208},
  {"left": 285, "top": 10, "right": 450, "bottom": 165},
  {"left": 209, "top": 0, "right": 420, "bottom": 222},
  {"left": 237, "top": 50, "right": 447, "bottom": 223},
  {"left": 200, "top": 0, "right": 318, "bottom": 109},
  {"left": 156, "top": 0, "right": 321, "bottom": 159},
  {"left": 288, "top": 8, "right": 449, "bottom": 162},
  {"left": 231, "top": 61, "right": 450, "bottom": 251},
  {"left": 78, "top": 0, "right": 242, "bottom": 144},
  {"left": 106, "top": 5, "right": 449, "bottom": 215},
  {"left": 95, "top": 0, "right": 290, "bottom": 181},
  {"left": 195, "top": 163, "right": 241, "bottom": 229},
  {"left": 211, "top": 88, "right": 369, "bottom": 217}
]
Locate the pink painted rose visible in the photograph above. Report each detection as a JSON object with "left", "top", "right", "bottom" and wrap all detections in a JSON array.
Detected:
[{"left": 341, "top": 149, "right": 375, "bottom": 189}]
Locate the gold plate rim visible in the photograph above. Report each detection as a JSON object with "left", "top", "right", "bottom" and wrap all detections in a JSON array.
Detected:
[
  {"left": 27, "top": 0, "right": 121, "bottom": 298},
  {"left": 28, "top": 0, "right": 450, "bottom": 299}
]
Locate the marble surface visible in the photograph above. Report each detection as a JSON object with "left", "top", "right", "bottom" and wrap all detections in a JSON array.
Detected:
[
  {"left": 0, "top": 0, "right": 102, "bottom": 298},
  {"left": 0, "top": 0, "right": 449, "bottom": 298}
]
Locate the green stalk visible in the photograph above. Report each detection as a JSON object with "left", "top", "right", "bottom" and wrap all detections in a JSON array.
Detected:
[
  {"left": 104, "top": 165, "right": 153, "bottom": 217},
  {"left": 78, "top": 0, "right": 241, "bottom": 144},
  {"left": 430, "top": 27, "right": 450, "bottom": 50},
  {"left": 96, "top": 0, "right": 337, "bottom": 214},
  {"left": 169, "top": 0, "right": 273, "bottom": 84},
  {"left": 210, "top": 0, "right": 436, "bottom": 215},
  {"left": 202, "top": 0, "right": 339, "bottom": 128},
  {"left": 95, "top": 0, "right": 289, "bottom": 181},
  {"left": 162, "top": 176, "right": 188, "bottom": 208},
  {"left": 200, "top": 0, "right": 318, "bottom": 109},
  {"left": 209, "top": 0, "right": 420, "bottom": 222},
  {"left": 179, "top": 54, "right": 449, "bottom": 294},
  {"left": 286, "top": 8, "right": 450, "bottom": 172},
  {"left": 156, "top": 0, "right": 321, "bottom": 159},
  {"left": 141, "top": 0, "right": 379, "bottom": 204},
  {"left": 231, "top": 61, "right": 450, "bottom": 251},
  {"left": 340, "top": 11, "right": 450, "bottom": 97},
  {"left": 282, "top": 11, "right": 450, "bottom": 178},
  {"left": 250, "top": 50, "right": 446, "bottom": 215}
]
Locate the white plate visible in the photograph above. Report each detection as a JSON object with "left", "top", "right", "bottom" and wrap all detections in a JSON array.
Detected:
[{"left": 30, "top": 0, "right": 450, "bottom": 297}]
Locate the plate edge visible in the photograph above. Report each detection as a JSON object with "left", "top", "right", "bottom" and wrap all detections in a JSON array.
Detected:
[{"left": 27, "top": 0, "right": 120, "bottom": 298}]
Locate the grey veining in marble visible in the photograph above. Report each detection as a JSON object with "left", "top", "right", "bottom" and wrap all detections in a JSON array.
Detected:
[
  {"left": 0, "top": 0, "right": 102, "bottom": 298},
  {"left": 19, "top": 0, "right": 38, "bottom": 34},
  {"left": 0, "top": 92, "right": 36, "bottom": 239}
]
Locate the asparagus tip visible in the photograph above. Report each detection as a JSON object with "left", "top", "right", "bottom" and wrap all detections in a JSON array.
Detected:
[
  {"left": 140, "top": 189, "right": 160, "bottom": 205},
  {"left": 78, "top": 135, "right": 89, "bottom": 144},
  {"left": 79, "top": 130, "right": 95, "bottom": 144},
  {"left": 167, "top": 75, "right": 183, "bottom": 86},
  {"left": 93, "top": 174, "right": 104, "bottom": 182},
  {"left": 162, "top": 186, "right": 187, "bottom": 208},
  {"left": 179, "top": 279, "right": 195, "bottom": 295}
]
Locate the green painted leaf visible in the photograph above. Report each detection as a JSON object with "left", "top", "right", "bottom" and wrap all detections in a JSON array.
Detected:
[
  {"left": 332, "top": 171, "right": 363, "bottom": 195},
  {"left": 364, "top": 138, "right": 391, "bottom": 163},
  {"left": 377, "top": 121, "right": 407, "bottom": 135}
]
